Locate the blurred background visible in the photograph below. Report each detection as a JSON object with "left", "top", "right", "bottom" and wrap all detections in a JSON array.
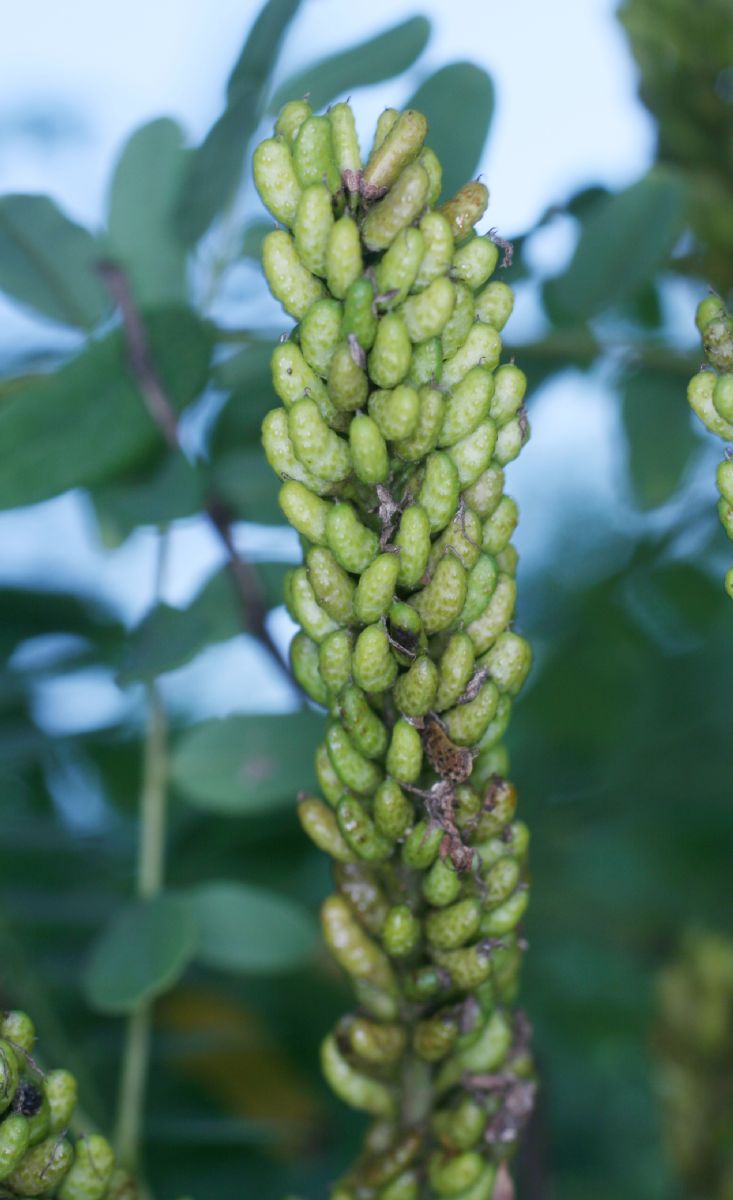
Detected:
[{"left": 1, "top": 0, "right": 732, "bottom": 1196}]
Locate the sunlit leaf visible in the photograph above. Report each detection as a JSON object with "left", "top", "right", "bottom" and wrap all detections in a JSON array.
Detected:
[
  {"left": 186, "top": 880, "right": 317, "bottom": 974},
  {"left": 407, "top": 63, "right": 494, "bottom": 199}
]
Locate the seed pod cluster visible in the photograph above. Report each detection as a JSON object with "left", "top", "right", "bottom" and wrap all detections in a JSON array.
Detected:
[
  {"left": 0, "top": 1010, "right": 134, "bottom": 1198},
  {"left": 688, "top": 295, "right": 733, "bottom": 601},
  {"left": 256, "top": 99, "right": 535, "bottom": 1197}
]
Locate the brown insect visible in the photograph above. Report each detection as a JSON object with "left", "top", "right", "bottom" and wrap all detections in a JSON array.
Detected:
[
  {"left": 404, "top": 777, "right": 478, "bottom": 875},
  {"left": 422, "top": 711, "right": 476, "bottom": 783}
]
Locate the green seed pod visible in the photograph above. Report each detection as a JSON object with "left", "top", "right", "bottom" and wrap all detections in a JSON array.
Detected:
[
  {"left": 0, "top": 1041, "right": 19, "bottom": 1113},
  {"left": 362, "top": 162, "right": 430, "bottom": 252},
  {"left": 481, "top": 885, "right": 530, "bottom": 935},
  {"left": 459, "top": 555, "right": 499, "bottom": 626},
  {"left": 440, "top": 283, "right": 476, "bottom": 359},
  {"left": 328, "top": 340, "right": 369, "bottom": 412},
  {"left": 7, "top": 1134, "right": 73, "bottom": 1196},
  {"left": 329, "top": 102, "right": 362, "bottom": 184},
  {"left": 394, "top": 654, "right": 440, "bottom": 717},
  {"left": 435, "top": 633, "right": 477, "bottom": 710},
  {"left": 353, "top": 624, "right": 398, "bottom": 693},
  {"left": 293, "top": 184, "right": 334, "bottom": 277},
  {"left": 382, "top": 905, "right": 421, "bottom": 958},
  {"left": 441, "top": 181, "right": 490, "bottom": 242},
  {"left": 321, "top": 1034, "right": 396, "bottom": 1118},
  {"left": 411, "top": 554, "right": 468, "bottom": 635},
  {"left": 354, "top": 554, "right": 400, "bottom": 624},
  {"left": 369, "top": 385, "right": 420, "bottom": 441},
  {"left": 447, "top": 420, "right": 498, "bottom": 488},
  {"left": 463, "top": 464, "right": 505, "bottom": 517},
  {"left": 422, "top": 858, "right": 462, "bottom": 907},
  {"left": 298, "top": 796, "right": 357, "bottom": 862},
  {"left": 403, "top": 964, "right": 450, "bottom": 1004},
  {"left": 476, "top": 279, "right": 514, "bottom": 330},
  {"left": 263, "top": 229, "right": 325, "bottom": 319},
  {"left": 290, "top": 632, "right": 330, "bottom": 705},
  {"left": 327, "top": 503, "right": 379, "bottom": 573},
  {"left": 714, "top": 374, "right": 733, "bottom": 423},
  {"left": 321, "top": 895, "right": 397, "bottom": 996},
  {"left": 717, "top": 496, "right": 733, "bottom": 538},
  {"left": 0, "top": 1113, "right": 30, "bottom": 1180},
  {"left": 393, "top": 504, "right": 431, "bottom": 588},
  {"left": 481, "top": 631, "right": 532, "bottom": 695},
  {"left": 482, "top": 856, "right": 522, "bottom": 908},
  {"left": 342, "top": 277, "right": 378, "bottom": 350},
  {"left": 466, "top": 574, "right": 517, "bottom": 653},
  {"left": 703, "top": 314, "right": 733, "bottom": 373},
  {"left": 385, "top": 718, "right": 423, "bottom": 784},
  {"left": 696, "top": 294, "right": 726, "bottom": 333},
  {"left": 494, "top": 414, "right": 527, "bottom": 465},
  {"left": 726, "top": 567, "right": 733, "bottom": 599},
  {"left": 413, "top": 1013, "right": 460, "bottom": 1062},
  {"left": 340, "top": 685, "right": 389, "bottom": 759},
  {"left": 327, "top": 722, "right": 384, "bottom": 795},
  {"left": 58, "top": 1135, "right": 115, "bottom": 1200},
  {"left": 432, "top": 1096, "right": 486, "bottom": 1152},
  {"left": 300, "top": 297, "right": 343, "bottom": 376},
  {"left": 428, "top": 1149, "right": 484, "bottom": 1195},
  {"left": 307, "top": 546, "right": 355, "bottom": 623},
  {"left": 451, "top": 236, "right": 499, "bottom": 290},
  {"left": 316, "top": 740, "right": 346, "bottom": 805},
  {"left": 362, "top": 109, "right": 427, "bottom": 196},
  {"left": 432, "top": 942, "right": 494, "bottom": 992},
  {"left": 439, "top": 367, "right": 494, "bottom": 447},
  {"left": 407, "top": 336, "right": 443, "bottom": 387},
  {"left": 490, "top": 362, "right": 527, "bottom": 424},
  {"left": 375, "top": 228, "right": 426, "bottom": 304},
  {"left": 22, "top": 1087, "right": 49, "bottom": 1147},
  {"left": 442, "top": 323, "right": 502, "bottom": 389},
  {"left": 471, "top": 776, "right": 517, "bottom": 838},
  {"left": 369, "top": 312, "right": 413, "bottom": 389},
  {"left": 290, "top": 566, "right": 340, "bottom": 643},
  {"left": 263, "top": 409, "right": 333, "bottom": 496},
  {"left": 415, "top": 211, "right": 454, "bottom": 289},
  {"left": 444, "top": 680, "right": 500, "bottom": 746},
  {"left": 338, "top": 795, "right": 393, "bottom": 862},
  {"left": 418, "top": 451, "right": 461, "bottom": 533},
  {"left": 402, "top": 820, "right": 444, "bottom": 870},
  {"left": 293, "top": 115, "right": 341, "bottom": 192},
  {"left": 688, "top": 371, "right": 733, "bottom": 440},
  {"left": 334, "top": 861, "right": 390, "bottom": 936},
  {"left": 45, "top": 1070, "right": 77, "bottom": 1134},
  {"left": 1, "top": 1012, "right": 35, "bottom": 1055},
  {"left": 496, "top": 543, "right": 518, "bottom": 576},
  {"left": 394, "top": 386, "right": 445, "bottom": 462},
  {"left": 253, "top": 137, "right": 302, "bottom": 226},
  {"left": 319, "top": 629, "right": 353, "bottom": 696},
  {"left": 371, "top": 108, "right": 400, "bottom": 154},
  {"left": 278, "top": 480, "right": 330, "bottom": 544},
  {"left": 347, "top": 1017, "right": 406, "bottom": 1067},
  {"left": 288, "top": 397, "right": 351, "bottom": 480},
  {"left": 419, "top": 146, "right": 443, "bottom": 207},
  {"left": 426, "top": 898, "right": 482, "bottom": 950},
  {"left": 327, "top": 216, "right": 363, "bottom": 300},
  {"left": 374, "top": 780, "right": 413, "bottom": 840},
  {"left": 718, "top": 458, "right": 733, "bottom": 505},
  {"left": 473, "top": 698, "right": 512, "bottom": 771},
  {"left": 387, "top": 601, "right": 426, "bottom": 664},
  {"left": 270, "top": 340, "right": 342, "bottom": 426},
  {"left": 274, "top": 98, "right": 311, "bottom": 142},
  {"left": 482, "top": 495, "right": 518, "bottom": 555},
  {"left": 402, "top": 277, "right": 456, "bottom": 343},
  {"left": 350, "top": 415, "right": 389, "bottom": 485}
]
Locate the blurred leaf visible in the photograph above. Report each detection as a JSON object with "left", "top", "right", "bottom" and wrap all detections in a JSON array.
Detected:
[
  {"left": 83, "top": 894, "right": 198, "bottom": 1014},
  {"left": 107, "top": 118, "right": 189, "bottom": 305},
  {"left": 213, "top": 340, "right": 274, "bottom": 396},
  {"left": 186, "top": 881, "right": 317, "bottom": 974},
  {"left": 91, "top": 453, "right": 206, "bottom": 545},
  {"left": 171, "top": 712, "right": 321, "bottom": 815},
  {"left": 407, "top": 63, "right": 494, "bottom": 199},
  {"left": 0, "top": 307, "right": 212, "bottom": 510},
  {"left": 269, "top": 15, "right": 431, "bottom": 113},
  {"left": 621, "top": 367, "right": 696, "bottom": 509},
  {"left": 212, "top": 450, "right": 282, "bottom": 523},
  {"left": 0, "top": 195, "right": 108, "bottom": 328},
  {"left": 241, "top": 220, "right": 272, "bottom": 262},
  {"left": 544, "top": 170, "right": 686, "bottom": 321},
  {"left": 176, "top": 0, "right": 303, "bottom": 244}
]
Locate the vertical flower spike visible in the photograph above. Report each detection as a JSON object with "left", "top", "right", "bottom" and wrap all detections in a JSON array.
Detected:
[{"left": 256, "top": 101, "right": 536, "bottom": 1198}]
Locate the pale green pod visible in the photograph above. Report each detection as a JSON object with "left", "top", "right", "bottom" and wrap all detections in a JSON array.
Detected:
[
  {"left": 326, "top": 503, "right": 379, "bottom": 573},
  {"left": 442, "top": 323, "right": 501, "bottom": 388},
  {"left": 328, "top": 340, "right": 370, "bottom": 412},
  {"left": 431, "top": 941, "right": 493, "bottom": 991},
  {"left": 0, "top": 1113, "right": 30, "bottom": 1180},
  {"left": 434, "top": 1163, "right": 496, "bottom": 1200},
  {"left": 401, "top": 277, "right": 456, "bottom": 343},
  {"left": 481, "top": 631, "right": 532, "bottom": 694},
  {"left": 482, "top": 856, "right": 522, "bottom": 908},
  {"left": 427, "top": 508, "right": 482, "bottom": 576},
  {"left": 411, "top": 555, "right": 468, "bottom": 635},
  {"left": 482, "top": 495, "right": 518, "bottom": 555},
  {"left": 481, "top": 885, "right": 530, "bottom": 935},
  {"left": 718, "top": 458, "right": 733, "bottom": 505},
  {"left": 462, "top": 464, "right": 505, "bottom": 518},
  {"left": 298, "top": 795, "right": 357, "bottom": 862},
  {"left": 441, "top": 181, "right": 490, "bottom": 242},
  {"left": 288, "top": 397, "right": 351, "bottom": 481},
  {"left": 428, "top": 1150, "right": 484, "bottom": 1196},
  {"left": 316, "top": 739, "right": 347, "bottom": 805},
  {"left": 354, "top": 554, "right": 400, "bottom": 624},
  {"left": 375, "top": 228, "right": 425, "bottom": 304},
  {"left": 319, "top": 629, "right": 353, "bottom": 696},
  {"left": 413, "top": 1011, "right": 460, "bottom": 1063},
  {"left": 458, "top": 555, "right": 499, "bottom": 625},
  {"left": 695, "top": 294, "right": 726, "bottom": 333},
  {"left": 45, "top": 1069, "right": 77, "bottom": 1134},
  {"left": 369, "top": 385, "right": 420, "bottom": 441},
  {"left": 353, "top": 624, "right": 398, "bottom": 693},
  {"left": 293, "top": 115, "right": 340, "bottom": 191},
  {"left": 321, "top": 895, "right": 397, "bottom": 994},
  {"left": 386, "top": 718, "right": 423, "bottom": 784},
  {"left": 0, "top": 1040, "right": 19, "bottom": 1113},
  {"left": 440, "top": 282, "right": 475, "bottom": 358},
  {"left": 387, "top": 599, "right": 425, "bottom": 660},
  {"left": 339, "top": 685, "right": 389, "bottom": 759},
  {"left": 278, "top": 480, "right": 330, "bottom": 544},
  {"left": 262, "top": 408, "right": 332, "bottom": 496},
  {"left": 476, "top": 279, "right": 515, "bottom": 329},
  {"left": 446, "top": 1009, "right": 513, "bottom": 1078},
  {"left": 402, "top": 820, "right": 444, "bottom": 870},
  {"left": 431, "top": 1096, "right": 486, "bottom": 1153},
  {"left": 435, "top": 633, "right": 476, "bottom": 711},
  {"left": 329, "top": 102, "right": 362, "bottom": 181},
  {"left": 474, "top": 695, "right": 512, "bottom": 765},
  {"left": 439, "top": 367, "right": 494, "bottom": 447},
  {"left": 307, "top": 545, "right": 355, "bottom": 623},
  {"left": 496, "top": 543, "right": 519, "bottom": 576},
  {"left": 394, "top": 504, "right": 431, "bottom": 589},
  {"left": 271, "top": 340, "right": 334, "bottom": 417},
  {"left": 371, "top": 108, "right": 400, "bottom": 154},
  {"left": 347, "top": 1017, "right": 406, "bottom": 1068},
  {"left": 335, "top": 861, "right": 390, "bottom": 935},
  {"left": 274, "top": 99, "right": 312, "bottom": 143},
  {"left": 374, "top": 779, "right": 413, "bottom": 839},
  {"left": 290, "top": 566, "right": 340, "bottom": 643},
  {"left": 418, "top": 451, "right": 461, "bottom": 533},
  {"left": 327, "top": 721, "right": 384, "bottom": 795},
  {"left": 394, "top": 654, "right": 439, "bottom": 717},
  {"left": 25, "top": 1089, "right": 50, "bottom": 1147},
  {"left": 350, "top": 414, "right": 389, "bottom": 484},
  {"left": 362, "top": 162, "right": 430, "bottom": 252},
  {"left": 327, "top": 215, "right": 363, "bottom": 299},
  {"left": 714, "top": 374, "right": 733, "bottom": 423},
  {"left": 451, "top": 235, "right": 499, "bottom": 290},
  {"left": 369, "top": 312, "right": 413, "bottom": 389},
  {"left": 422, "top": 858, "right": 462, "bottom": 907},
  {"left": 466, "top": 574, "right": 516, "bottom": 653},
  {"left": 476, "top": 823, "right": 528, "bottom": 870},
  {"left": 300, "top": 297, "right": 343, "bottom": 377},
  {"left": 338, "top": 795, "right": 393, "bottom": 862},
  {"left": 494, "top": 414, "right": 527, "bottom": 465},
  {"left": 703, "top": 314, "right": 733, "bottom": 372},
  {"left": 470, "top": 774, "right": 517, "bottom": 837},
  {"left": 321, "top": 1034, "right": 396, "bottom": 1118},
  {"left": 444, "top": 680, "right": 500, "bottom": 746},
  {"left": 362, "top": 109, "right": 427, "bottom": 196},
  {"left": 688, "top": 370, "right": 733, "bottom": 440},
  {"left": 342, "top": 277, "right": 378, "bottom": 350},
  {"left": 448, "top": 420, "right": 497, "bottom": 487},
  {"left": 407, "top": 336, "right": 443, "bottom": 387},
  {"left": 290, "top": 632, "right": 330, "bottom": 706},
  {"left": 394, "top": 386, "right": 445, "bottom": 461},
  {"left": 426, "top": 898, "right": 482, "bottom": 950},
  {"left": 382, "top": 904, "right": 421, "bottom": 957},
  {"left": 58, "top": 1135, "right": 115, "bottom": 1200},
  {"left": 253, "top": 137, "right": 302, "bottom": 226},
  {"left": 7, "top": 1134, "right": 73, "bottom": 1195},
  {"left": 262, "top": 229, "right": 325, "bottom": 319},
  {"left": 415, "top": 211, "right": 454, "bottom": 290},
  {"left": 1, "top": 1011, "right": 35, "bottom": 1054},
  {"left": 293, "top": 183, "right": 334, "bottom": 277},
  {"left": 419, "top": 145, "right": 443, "bottom": 207},
  {"left": 491, "top": 363, "right": 527, "bottom": 427}
]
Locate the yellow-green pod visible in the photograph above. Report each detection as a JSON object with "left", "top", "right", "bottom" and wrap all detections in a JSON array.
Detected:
[
  {"left": 393, "top": 504, "right": 431, "bottom": 589},
  {"left": 441, "top": 181, "right": 490, "bottom": 242},
  {"left": 0, "top": 1040, "right": 19, "bottom": 1113},
  {"left": 328, "top": 340, "right": 369, "bottom": 412},
  {"left": 321, "top": 895, "right": 397, "bottom": 995},
  {"left": 262, "top": 229, "right": 325, "bottom": 319},
  {"left": 293, "top": 114, "right": 340, "bottom": 192},
  {"left": 482, "top": 856, "right": 522, "bottom": 908},
  {"left": 404, "top": 963, "right": 451, "bottom": 1004},
  {"left": 402, "top": 820, "right": 444, "bottom": 870},
  {"left": 271, "top": 339, "right": 332, "bottom": 414},
  {"left": 362, "top": 162, "right": 430, "bottom": 252},
  {"left": 316, "top": 739, "right": 347, "bottom": 805},
  {"left": 394, "top": 385, "right": 445, "bottom": 462},
  {"left": 371, "top": 108, "right": 400, "bottom": 154},
  {"left": 0, "top": 1114, "right": 30, "bottom": 1180},
  {"left": 321, "top": 1033, "right": 396, "bottom": 1118},
  {"left": 443, "top": 1009, "right": 512, "bottom": 1080},
  {"left": 382, "top": 904, "right": 421, "bottom": 958},
  {"left": 442, "top": 323, "right": 502, "bottom": 389},
  {"left": 426, "top": 898, "right": 482, "bottom": 951},
  {"left": 482, "top": 495, "right": 518, "bottom": 555},
  {"left": 348, "top": 1018, "right": 406, "bottom": 1068},
  {"left": 447, "top": 420, "right": 497, "bottom": 487},
  {"left": 374, "top": 779, "right": 413, "bottom": 840},
  {"left": 418, "top": 452, "right": 460, "bottom": 534},
  {"left": 362, "top": 109, "right": 427, "bottom": 196},
  {"left": 725, "top": 566, "right": 733, "bottom": 599},
  {"left": 386, "top": 718, "right": 423, "bottom": 785},
  {"left": 431, "top": 942, "right": 493, "bottom": 992},
  {"left": 703, "top": 314, "right": 733, "bottom": 372},
  {"left": 353, "top": 624, "right": 398, "bottom": 693},
  {"left": 342, "top": 276, "right": 378, "bottom": 350},
  {"left": 319, "top": 629, "right": 353, "bottom": 697},
  {"left": 418, "top": 145, "right": 443, "bottom": 207},
  {"left": 696, "top": 294, "right": 726, "bottom": 333},
  {"left": 422, "top": 858, "right": 462, "bottom": 908},
  {"left": 369, "top": 312, "right": 413, "bottom": 389},
  {"left": 476, "top": 279, "right": 514, "bottom": 330},
  {"left": 435, "top": 633, "right": 476, "bottom": 711},
  {"left": 45, "top": 1070, "right": 77, "bottom": 1135},
  {"left": 476, "top": 823, "right": 528, "bottom": 870},
  {"left": 439, "top": 366, "right": 494, "bottom": 447},
  {"left": 252, "top": 137, "right": 302, "bottom": 226},
  {"left": 427, "top": 508, "right": 482, "bottom": 575},
  {"left": 432, "top": 1097, "right": 486, "bottom": 1153},
  {"left": 288, "top": 396, "right": 352, "bottom": 481},
  {"left": 401, "top": 277, "right": 456, "bottom": 343},
  {"left": 274, "top": 99, "right": 312, "bottom": 143},
  {"left": 369, "top": 385, "right": 420, "bottom": 442},
  {"left": 375, "top": 228, "right": 425, "bottom": 304},
  {"left": 7, "top": 1134, "right": 73, "bottom": 1196},
  {"left": 481, "top": 630, "right": 532, "bottom": 695},
  {"left": 413, "top": 1013, "right": 459, "bottom": 1063},
  {"left": 388, "top": 599, "right": 427, "bottom": 662},
  {"left": 327, "top": 215, "right": 363, "bottom": 299},
  {"left": 290, "top": 631, "right": 330, "bottom": 706},
  {"left": 338, "top": 795, "right": 393, "bottom": 862},
  {"left": 720, "top": 498, "right": 733, "bottom": 541},
  {"left": 335, "top": 861, "right": 390, "bottom": 935},
  {"left": 58, "top": 1134, "right": 115, "bottom": 1200},
  {"left": 354, "top": 554, "right": 400, "bottom": 624},
  {"left": 473, "top": 700, "right": 512, "bottom": 771},
  {"left": 714, "top": 374, "right": 733, "bottom": 423},
  {"left": 494, "top": 414, "right": 527, "bottom": 465},
  {"left": 444, "top": 681, "right": 500, "bottom": 746},
  {"left": 470, "top": 774, "right": 517, "bottom": 838},
  {"left": 329, "top": 102, "right": 362, "bottom": 182},
  {"left": 293, "top": 183, "right": 334, "bottom": 277},
  {"left": 339, "top": 685, "right": 389, "bottom": 759},
  {"left": 414, "top": 211, "right": 454, "bottom": 289},
  {"left": 440, "top": 283, "right": 475, "bottom": 359},
  {"left": 466, "top": 574, "right": 516, "bottom": 654},
  {"left": 463, "top": 464, "right": 505, "bottom": 518},
  {"left": 298, "top": 795, "right": 356, "bottom": 862},
  {"left": 411, "top": 554, "right": 468, "bottom": 635},
  {"left": 350, "top": 414, "right": 389, "bottom": 485},
  {"left": 407, "top": 336, "right": 443, "bottom": 388},
  {"left": 688, "top": 371, "right": 733, "bottom": 440},
  {"left": 481, "top": 885, "right": 529, "bottom": 936},
  {"left": 327, "top": 722, "right": 383, "bottom": 795},
  {"left": 2, "top": 1011, "right": 35, "bottom": 1055},
  {"left": 300, "top": 297, "right": 343, "bottom": 377},
  {"left": 307, "top": 545, "right": 355, "bottom": 623},
  {"left": 278, "top": 479, "right": 330, "bottom": 544},
  {"left": 451, "top": 235, "right": 499, "bottom": 290},
  {"left": 25, "top": 1088, "right": 50, "bottom": 1147},
  {"left": 496, "top": 543, "right": 518, "bottom": 576},
  {"left": 428, "top": 1150, "right": 484, "bottom": 1196},
  {"left": 290, "top": 566, "right": 340, "bottom": 643},
  {"left": 361, "top": 1130, "right": 422, "bottom": 1190},
  {"left": 394, "top": 654, "right": 439, "bottom": 717},
  {"left": 327, "top": 502, "right": 379, "bottom": 573},
  {"left": 378, "top": 1165, "right": 419, "bottom": 1197},
  {"left": 458, "top": 555, "right": 499, "bottom": 626},
  {"left": 262, "top": 408, "right": 332, "bottom": 496},
  {"left": 717, "top": 458, "right": 733, "bottom": 505}
]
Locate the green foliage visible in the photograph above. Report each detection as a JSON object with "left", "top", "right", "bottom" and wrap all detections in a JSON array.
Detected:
[
  {"left": 185, "top": 881, "right": 317, "bottom": 974},
  {"left": 407, "top": 64, "right": 494, "bottom": 198}
]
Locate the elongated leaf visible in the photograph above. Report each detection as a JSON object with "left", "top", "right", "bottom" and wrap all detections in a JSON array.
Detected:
[
  {"left": 0, "top": 308, "right": 212, "bottom": 510},
  {"left": 186, "top": 880, "right": 317, "bottom": 974},
  {"left": 107, "top": 118, "right": 189, "bottom": 305},
  {"left": 269, "top": 15, "right": 431, "bottom": 113},
  {"left": 171, "top": 712, "right": 322, "bottom": 814},
  {"left": 227, "top": 0, "right": 302, "bottom": 107},
  {"left": 83, "top": 894, "right": 198, "bottom": 1014},
  {"left": 91, "top": 453, "right": 205, "bottom": 546},
  {"left": 0, "top": 195, "right": 109, "bottom": 328},
  {"left": 407, "top": 63, "right": 494, "bottom": 199},
  {"left": 621, "top": 367, "right": 696, "bottom": 510}
]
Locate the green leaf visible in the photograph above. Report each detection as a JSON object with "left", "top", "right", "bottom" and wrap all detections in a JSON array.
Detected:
[
  {"left": 0, "top": 195, "right": 109, "bottom": 328},
  {"left": 407, "top": 63, "right": 494, "bottom": 199},
  {"left": 91, "top": 453, "right": 205, "bottom": 546},
  {"left": 106, "top": 118, "right": 189, "bottom": 305},
  {"left": 241, "top": 220, "right": 272, "bottom": 261},
  {"left": 176, "top": 0, "right": 303, "bottom": 245},
  {"left": 83, "top": 894, "right": 198, "bottom": 1014},
  {"left": 212, "top": 449, "right": 282, "bottom": 524},
  {"left": 0, "top": 307, "right": 212, "bottom": 510},
  {"left": 544, "top": 170, "right": 686, "bottom": 322},
  {"left": 186, "top": 880, "right": 317, "bottom": 974},
  {"left": 171, "top": 712, "right": 322, "bottom": 815},
  {"left": 269, "top": 15, "right": 431, "bottom": 113},
  {"left": 621, "top": 367, "right": 696, "bottom": 509}
]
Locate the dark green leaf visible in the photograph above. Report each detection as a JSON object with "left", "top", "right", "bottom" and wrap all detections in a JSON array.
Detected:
[
  {"left": 212, "top": 449, "right": 282, "bottom": 524},
  {"left": 91, "top": 453, "right": 205, "bottom": 546},
  {"left": 0, "top": 195, "right": 109, "bottom": 328},
  {"left": 106, "top": 118, "right": 189, "bottom": 305},
  {"left": 186, "top": 880, "right": 317, "bottom": 974},
  {"left": 269, "top": 15, "right": 431, "bottom": 113},
  {"left": 227, "top": 0, "right": 302, "bottom": 107},
  {"left": 241, "top": 220, "right": 272, "bottom": 261},
  {"left": 621, "top": 367, "right": 696, "bottom": 509},
  {"left": 83, "top": 894, "right": 198, "bottom": 1014},
  {"left": 171, "top": 712, "right": 322, "bottom": 814},
  {"left": 407, "top": 63, "right": 494, "bottom": 199}
]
